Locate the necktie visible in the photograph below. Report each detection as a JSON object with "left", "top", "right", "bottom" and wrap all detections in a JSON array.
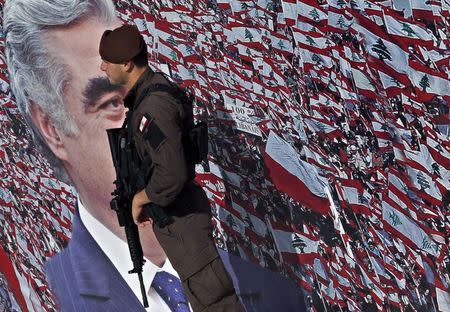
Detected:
[{"left": 152, "top": 271, "right": 190, "bottom": 312}]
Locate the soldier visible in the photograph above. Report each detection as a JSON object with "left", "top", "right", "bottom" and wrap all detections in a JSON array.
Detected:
[{"left": 98, "top": 25, "right": 245, "bottom": 312}]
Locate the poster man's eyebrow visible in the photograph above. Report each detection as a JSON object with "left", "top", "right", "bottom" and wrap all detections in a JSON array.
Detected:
[{"left": 82, "top": 76, "right": 124, "bottom": 112}]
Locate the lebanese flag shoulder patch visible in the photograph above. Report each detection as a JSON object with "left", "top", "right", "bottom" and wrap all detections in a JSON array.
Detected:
[{"left": 139, "top": 114, "right": 153, "bottom": 133}]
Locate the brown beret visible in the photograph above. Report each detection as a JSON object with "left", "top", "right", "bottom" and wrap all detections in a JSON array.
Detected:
[{"left": 99, "top": 25, "right": 146, "bottom": 63}]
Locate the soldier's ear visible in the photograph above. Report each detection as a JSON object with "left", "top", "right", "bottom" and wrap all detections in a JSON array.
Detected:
[
  {"left": 29, "top": 101, "right": 69, "bottom": 162},
  {"left": 124, "top": 60, "right": 134, "bottom": 73}
]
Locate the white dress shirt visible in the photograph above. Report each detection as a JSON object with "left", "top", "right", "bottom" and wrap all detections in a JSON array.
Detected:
[{"left": 78, "top": 197, "right": 191, "bottom": 312}]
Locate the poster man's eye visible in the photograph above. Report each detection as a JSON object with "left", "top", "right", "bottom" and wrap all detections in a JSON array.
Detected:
[{"left": 100, "top": 96, "right": 124, "bottom": 111}]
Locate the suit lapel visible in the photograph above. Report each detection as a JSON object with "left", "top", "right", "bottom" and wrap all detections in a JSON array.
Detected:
[
  {"left": 218, "top": 249, "right": 261, "bottom": 297},
  {"left": 69, "top": 211, "right": 146, "bottom": 311},
  {"left": 69, "top": 212, "right": 111, "bottom": 298},
  {"left": 218, "top": 249, "right": 306, "bottom": 312}
]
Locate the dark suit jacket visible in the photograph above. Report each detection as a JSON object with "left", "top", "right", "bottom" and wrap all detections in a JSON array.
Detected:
[{"left": 45, "top": 213, "right": 306, "bottom": 311}]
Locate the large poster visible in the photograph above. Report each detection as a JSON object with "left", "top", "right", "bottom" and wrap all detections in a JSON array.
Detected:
[{"left": 1, "top": 0, "right": 449, "bottom": 311}]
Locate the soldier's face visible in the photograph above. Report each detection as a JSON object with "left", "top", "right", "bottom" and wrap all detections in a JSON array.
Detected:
[{"left": 100, "top": 60, "right": 128, "bottom": 86}]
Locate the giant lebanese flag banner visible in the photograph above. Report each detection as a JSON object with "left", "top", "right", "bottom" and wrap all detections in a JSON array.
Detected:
[
  {"left": 382, "top": 201, "right": 439, "bottom": 257},
  {"left": 264, "top": 131, "right": 329, "bottom": 214}
]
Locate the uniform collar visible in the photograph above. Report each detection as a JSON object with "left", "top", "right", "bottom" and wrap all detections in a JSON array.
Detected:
[{"left": 124, "top": 67, "right": 155, "bottom": 109}]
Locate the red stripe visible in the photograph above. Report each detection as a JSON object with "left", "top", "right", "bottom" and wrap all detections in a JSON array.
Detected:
[
  {"left": 0, "top": 246, "right": 29, "bottom": 312},
  {"left": 281, "top": 251, "right": 318, "bottom": 265},
  {"left": 264, "top": 153, "right": 329, "bottom": 214}
]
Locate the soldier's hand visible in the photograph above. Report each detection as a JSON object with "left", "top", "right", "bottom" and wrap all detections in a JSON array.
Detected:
[{"left": 132, "top": 189, "right": 152, "bottom": 227}]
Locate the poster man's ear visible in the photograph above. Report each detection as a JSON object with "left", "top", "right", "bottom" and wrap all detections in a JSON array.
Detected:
[{"left": 29, "top": 102, "right": 69, "bottom": 162}]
